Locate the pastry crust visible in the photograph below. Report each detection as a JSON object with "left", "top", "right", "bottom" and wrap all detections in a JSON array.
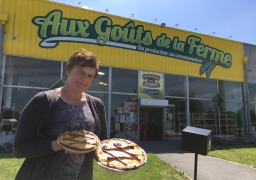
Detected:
[
  {"left": 95, "top": 138, "right": 146, "bottom": 170},
  {"left": 57, "top": 130, "right": 100, "bottom": 151}
]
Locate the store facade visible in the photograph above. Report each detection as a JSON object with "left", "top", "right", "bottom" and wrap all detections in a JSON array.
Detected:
[{"left": 0, "top": 0, "right": 256, "bottom": 141}]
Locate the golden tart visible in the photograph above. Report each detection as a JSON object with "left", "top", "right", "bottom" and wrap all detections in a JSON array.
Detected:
[
  {"left": 57, "top": 130, "right": 100, "bottom": 152},
  {"left": 95, "top": 138, "right": 147, "bottom": 171}
]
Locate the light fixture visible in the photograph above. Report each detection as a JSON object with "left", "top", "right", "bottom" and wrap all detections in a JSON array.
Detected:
[
  {"left": 105, "top": 8, "right": 109, "bottom": 13},
  {"left": 98, "top": 72, "right": 105, "bottom": 75},
  {"left": 225, "top": 35, "right": 232, "bottom": 39},
  {"left": 78, "top": 2, "right": 81, "bottom": 7},
  {"left": 130, "top": 14, "right": 134, "bottom": 18},
  {"left": 173, "top": 24, "right": 178, "bottom": 27},
  {"left": 209, "top": 32, "right": 215, "bottom": 35},
  {"left": 152, "top": 19, "right": 157, "bottom": 23},
  {"left": 192, "top": 28, "right": 198, "bottom": 32},
  {"left": 161, "top": 23, "right": 166, "bottom": 27},
  {"left": 99, "top": 82, "right": 108, "bottom": 86}
]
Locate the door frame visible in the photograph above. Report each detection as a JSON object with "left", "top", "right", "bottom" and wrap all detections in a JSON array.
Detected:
[{"left": 163, "top": 104, "right": 176, "bottom": 140}]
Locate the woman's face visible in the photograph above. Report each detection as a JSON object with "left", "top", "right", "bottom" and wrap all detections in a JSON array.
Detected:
[{"left": 65, "top": 65, "right": 96, "bottom": 93}]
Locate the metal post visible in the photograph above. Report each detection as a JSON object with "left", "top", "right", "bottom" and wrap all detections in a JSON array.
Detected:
[
  {"left": 194, "top": 153, "right": 198, "bottom": 180},
  {"left": 218, "top": 107, "right": 221, "bottom": 135},
  {"left": 244, "top": 57, "right": 250, "bottom": 133},
  {"left": 0, "top": 23, "right": 6, "bottom": 117}
]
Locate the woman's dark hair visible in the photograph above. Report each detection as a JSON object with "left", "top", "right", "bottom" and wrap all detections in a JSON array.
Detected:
[{"left": 65, "top": 48, "right": 99, "bottom": 80}]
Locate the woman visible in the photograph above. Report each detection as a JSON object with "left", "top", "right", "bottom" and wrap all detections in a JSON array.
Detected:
[{"left": 13, "top": 48, "right": 108, "bottom": 180}]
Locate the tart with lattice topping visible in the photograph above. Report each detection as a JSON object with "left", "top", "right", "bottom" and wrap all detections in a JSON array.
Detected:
[
  {"left": 57, "top": 130, "right": 100, "bottom": 152},
  {"left": 95, "top": 138, "right": 147, "bottom": 171}
]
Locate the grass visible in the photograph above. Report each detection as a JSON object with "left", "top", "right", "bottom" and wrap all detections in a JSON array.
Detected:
[
  {"left": 0, "top": 152, "right": 189, "bottom": 180},
  {"left": 0, "top": 153, "right": 24, "bottom": 180},
  {"left": 208, "top": 143, "right": 256, "bottom": 168},
  {"left": 1, "top": 143, "right": 255, "bottom": 180}
]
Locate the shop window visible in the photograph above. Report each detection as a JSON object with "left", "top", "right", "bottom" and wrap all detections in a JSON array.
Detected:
[
  {"left": 165, "top": 98, "right": 186, "bottom": 138},
  {"left": 0, "top": 87, "right": 42, "bottom": 136},
  {"left": 86, "top": 92, "right": 108, "bottom": 116},
  {"left": 112, "top": 68, "right": 138, "bottom": 93},
  {"left": 4, "top": 56, "right": 61, "bottom": 88},
  {"left": 219, "top": 102, "right": 245, "bottom": 137},
  {"left": 189, "top": 99, "right": 218, "bottom": 135},
  {"left": 110, "top": 94, "right": 138, "bottom": 141},
  {"left": 248, "top": 83, "right": 256, "bottom": 102},
  {"left": 250, "top": 104, "right": 256, "bottom": 131},
  {"left": 189, "top": 77, "right": 217, "bottom": 99},
  {"left": 165, "top": 74, "right": 185, "bottom": 97},
  {"left": 88, "top": 66, "right": 109, "bottom": 92},
  {"left": 218, "top": 80, "right": 243, "bottom": 101}
]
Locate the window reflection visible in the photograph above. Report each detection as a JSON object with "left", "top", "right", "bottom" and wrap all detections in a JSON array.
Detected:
[
  {"left": 219, "top": 102, "right": 245, "bottom": 137},
  {"left": 250, "top": 104, "right": 256, "bottom": 130},
  {"left": 189, "top": 99, "right": 218, "bottom": 135},
  {"left": 248, "top": 83, "right": 256, "bottom": 102},
  {"left": 112, "top": 68, "right": 138, "bottom": 93},
  {"left": 165, "top": 74, "right": 185, "bottom": 97},
  {"left": 110, "top": 94, "right": 138, "bottom": 141},
  {"left": 86, "top": 92, "right": 108, "bottom": 115},
  {"left": 88, "top": 66, "right": 109, "bottom": 92},
  {"left": 1, "top": 87, "right": 42, "bottom": 120},
  {"left": 4, "top": 56, "right": 61, "bottom": 88},
  {"left": 218, "top": 80, "right": 243, "bottom": 101},
  {"left": 189, "top": 77, "right": 217, "bottom": 99},
  {"left": 165, "top": 98, "right": 186, "bottom": 137}
]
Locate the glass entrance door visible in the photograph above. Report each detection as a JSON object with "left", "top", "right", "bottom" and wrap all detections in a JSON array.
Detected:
[
  {"left": 164, "top": 104, "right": 176, "bottom": 138},
  {"left": 139, "top": 107, "right": 163, "bottom": 141}
]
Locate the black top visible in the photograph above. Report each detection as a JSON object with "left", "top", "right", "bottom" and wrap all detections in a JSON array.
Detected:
[{"left": 13, "top": 89, "right": 108, "bottom": 180}]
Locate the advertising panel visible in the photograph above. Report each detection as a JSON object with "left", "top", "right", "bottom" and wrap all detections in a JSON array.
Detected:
[{"left": 139, "top": 71, "right": 164, "bottom": 99}]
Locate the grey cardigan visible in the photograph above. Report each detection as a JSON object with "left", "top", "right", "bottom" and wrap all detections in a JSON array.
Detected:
[{"left": 13, "top": 89, "right": 108, "bottom": 180}]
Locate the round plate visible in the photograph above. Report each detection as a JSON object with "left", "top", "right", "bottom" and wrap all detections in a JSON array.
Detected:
[
  {"left": 96, "top": 148, "right": 147, "bottom": 172},
  {"left": 95, "top": 139, "right": 147, "bottom": 172},
  {"left": 57, "top": 139, "right": 100, "bottom": 154}
]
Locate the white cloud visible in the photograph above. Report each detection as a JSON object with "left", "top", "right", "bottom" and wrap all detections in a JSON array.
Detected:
[{"left": 82, "top": 6, "right": 93, "bottom": 10}]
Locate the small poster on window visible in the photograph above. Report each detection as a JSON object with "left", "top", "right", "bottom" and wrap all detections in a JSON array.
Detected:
[
  {"left": 114, "top": 115, "right": 120, "bottom": 122},
  {"left": 115, "top": 123, "right": 120, "bottom": 131},
  {"left": 123, "top": 103, "right": 130, "bottom": 113},
  {"left": 117, "top": 107, "right": 123, "bottom": 114},
  {"left": 120, "top": 115, "right": 126, "bottom": 123}
]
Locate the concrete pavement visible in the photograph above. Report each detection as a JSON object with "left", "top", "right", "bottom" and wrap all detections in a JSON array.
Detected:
[{"left": 138, "top": 140, "right": 256, "bottom": 180}]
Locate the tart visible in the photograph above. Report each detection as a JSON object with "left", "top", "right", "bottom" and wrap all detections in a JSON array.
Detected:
[
  {"left": 95, "top": 138, "right": 147, "bottom": 171},
  {"left": 57, "top": 130, "right": 100, "bottom": 152}
]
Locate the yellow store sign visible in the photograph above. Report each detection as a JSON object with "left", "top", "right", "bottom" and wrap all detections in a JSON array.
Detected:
[{"left": 0, "top": 0, "right": 245, "bottom": 82}]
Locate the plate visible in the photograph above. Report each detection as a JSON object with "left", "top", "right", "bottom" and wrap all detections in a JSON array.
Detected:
[
  {"left": 95, "top": 138, "right": 147, "bottom": 172},
  {"left": 57, "top": 139, "right": 100, "bottom": 154},
  {"left": 96, "top": 148, "right": 147, "bottom": 172}
]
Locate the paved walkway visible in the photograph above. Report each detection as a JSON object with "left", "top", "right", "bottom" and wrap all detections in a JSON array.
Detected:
[{"left": 138, "top": 140, "right": 256, "bottom": 180}]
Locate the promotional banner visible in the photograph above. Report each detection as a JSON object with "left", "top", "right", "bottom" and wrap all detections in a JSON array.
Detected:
[{"left": 139, "top": 71, "right": 164, "bottom": 99}]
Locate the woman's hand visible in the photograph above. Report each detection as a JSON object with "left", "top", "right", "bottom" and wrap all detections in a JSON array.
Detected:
[{"left": 51, "top": 140, "right": 64, "bottom": 151}]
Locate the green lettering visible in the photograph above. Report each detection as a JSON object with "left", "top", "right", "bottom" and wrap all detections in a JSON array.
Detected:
[
  {"left": 95, "top": 17, "right": 111, "bottom": 45},
  {"left": 111, "top": 26, "right": 123, "bottom": 41},
  {"left": 187, "top": 36, "right": 200, "bottom": 54},
  {"left": 33, "top": 10, "right": 61, "bottom": 37},
  {"left": 165, "top": 39, "right": 171, "bottom": 48},
  {"left": 223, "top": 54, "right": 232, "bottom": 67},
  {"left": 203, "top": 46, "right": 212, "bottom": 58},
  {"left": 77, "top": 21, "right": 90, "bottom": 37},
  {"left": 122, "top": 28, "right": 129, "bottom": 42},
  {"left": 156, "top": 34, "right": 166, "bottom": 47},
  {"left": 129, "top": 29, "right": 136, "bottom": 43},
  {"left": 135, "top": 27, "right": 143, "bottom": 44},
  {"left": 210, "top": 49, "right": 224, "bottom": 63},
  {"left": 68, "top": 20, "right": 79, "bottom": 36},
  {"left": 196, "top": 44, "right": 204, "bottom": 57},
  {"left": 142, "top": 32, "right": 152, "bottom": 45},
  {"left": 60, "top": 19, "right": 69, "bottom": 35}
]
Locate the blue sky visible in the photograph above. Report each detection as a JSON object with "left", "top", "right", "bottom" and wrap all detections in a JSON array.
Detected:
[{"left": 50, "top": 0, "right": 256, "bottom": 45}]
